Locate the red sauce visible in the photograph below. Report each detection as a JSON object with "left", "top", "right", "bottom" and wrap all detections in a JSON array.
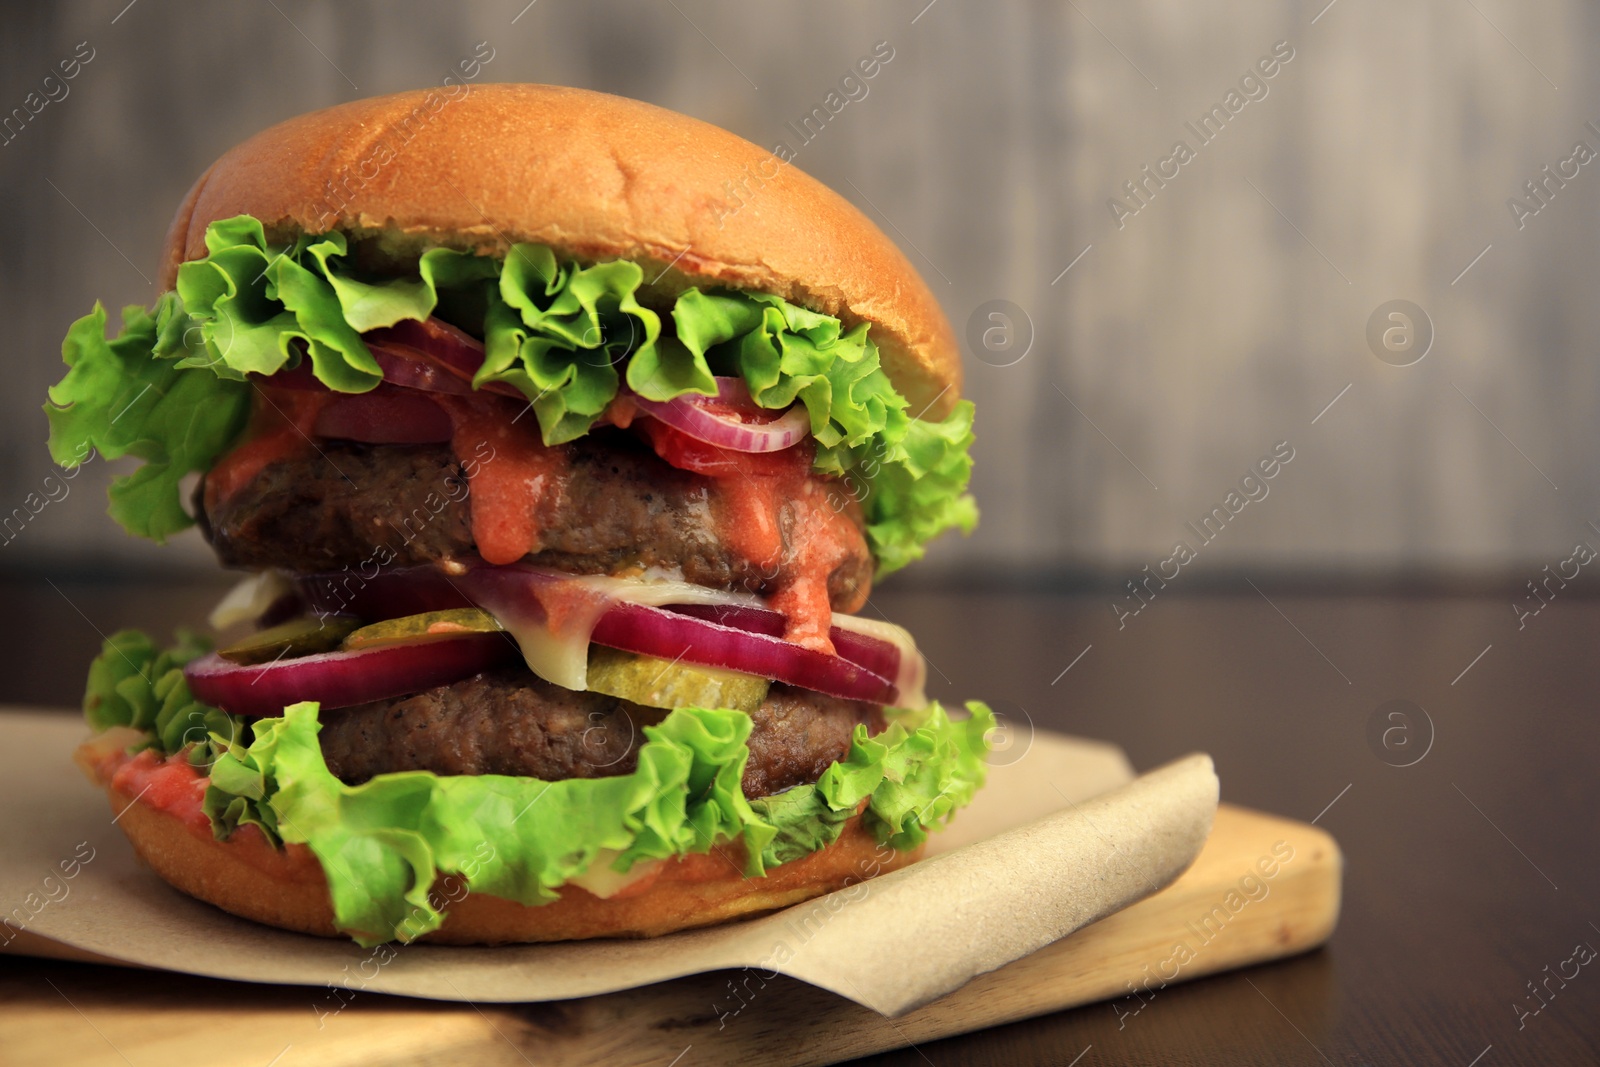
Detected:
[
  {"left": 203, "top": 387, "right": 330, "bottom": 512},
  {"left": 106, "top": 747, "right": 209, "bottom": 829},
  {"left": 636, "top": 420, "right": 865, "bottom": 654},
  {"left": 599, "top": 393, "right": 640, "bottom": 429},
  {"left": 99, "top": 746, "right": 317, "bottom": 880},
  {"left": 435, "top": 394, "right": 570, "bottom": 566},
  {"left": 768, "top": 475, "right": 857, "bottom": 652}
]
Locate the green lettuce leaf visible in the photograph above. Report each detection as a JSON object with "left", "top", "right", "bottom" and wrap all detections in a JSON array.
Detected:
[
  {"left": 82, "top": 629, "right": 245, "bottom": 764},
  {"left": 748, "top": 700, "right": 992, "bottom": 865},
  {"left": 45, "top": 300, "right": 252, "bottom": 542},
  {"left": 860, "top": 399, "right": 981, "bottom": 575},
  {"left": 49, "top": 214, "right": 977, "bottom": 567},
  {"left": 198, "top": 698, "right": 991, "bottom": 946},
  {"left": 171, "top": 215, "right": 497, "bottom": 391},
  {"left": 475, "top": 246, "right": 664, "bottom": 443}
]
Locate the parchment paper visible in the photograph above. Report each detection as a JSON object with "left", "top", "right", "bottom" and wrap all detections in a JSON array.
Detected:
[{"left": 0, "top": 707, "right": 1217, "bottom": 1017}]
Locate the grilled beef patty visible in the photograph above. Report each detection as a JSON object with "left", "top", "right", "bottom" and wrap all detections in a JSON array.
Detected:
[
  {"left": 317, "top": 665, "right": 881, "bottom": 799},
  {"left": 198, "top": 431, "right": 872, "bottom": 611}
]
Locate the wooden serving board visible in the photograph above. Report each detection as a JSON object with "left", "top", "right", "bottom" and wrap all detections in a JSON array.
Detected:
[{"left": 1, "top": 803, "right": 1340, "bottom": 1067}]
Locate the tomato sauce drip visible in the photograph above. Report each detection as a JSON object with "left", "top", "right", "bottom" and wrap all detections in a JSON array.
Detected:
[
  {"left": 203, "top": 387, "right": 330, "bottom": 513},
  {"left": 435, "top": 395, "right": 570, "bottom": 566},
  {"left": 636, "top": 420, "right": 865, "bottom": 655},
  {"left": 600, "top": 392, "right": 640, "bottom": 430},
  {"left": 767, "top": 475, "right": 859, "bottom": 653}
]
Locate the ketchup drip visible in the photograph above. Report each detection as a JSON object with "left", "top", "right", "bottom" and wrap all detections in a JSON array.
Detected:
[
  {"left": 434, "top": 394, "right": 570, "bottom": 566},
  {"left": 203, "top": 387, "right": 330, "bottom": 513},
  {"left": 636, "top": 420, "right": 866, "bottom": 655},
  {"left": 767, "top": 476, "right": 861, "bottom": 653}
]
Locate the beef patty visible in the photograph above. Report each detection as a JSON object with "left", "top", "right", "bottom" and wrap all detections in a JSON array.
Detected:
[
  {"left": 199, "top": 432, "right": 872, "bottom": 611},
  {"left": 317, "top": 666, "right": 880, "bottom": 799}
]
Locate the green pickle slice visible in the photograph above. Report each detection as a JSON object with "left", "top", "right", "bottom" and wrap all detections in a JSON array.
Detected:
[
  {"left": 216, "top": 616, "right": 361, "bottom": 665},
  {"left": 341, "top": 608, "right": 504, "bottom": 651},
  {"left": 586, "top": 645, "right": 769, "bottom": 713}
]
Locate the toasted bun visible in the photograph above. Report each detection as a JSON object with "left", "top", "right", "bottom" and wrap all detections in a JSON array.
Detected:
[
  {"left": 99, "top": 771, "right": 919, "bottom": 944},
  {"left": 160, "top": 84, "right": 959, "bottom": 418}
]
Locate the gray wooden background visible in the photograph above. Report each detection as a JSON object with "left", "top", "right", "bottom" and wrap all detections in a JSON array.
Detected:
[{"left": 3, "top": 0, "right": 1597, "bottom": 582}]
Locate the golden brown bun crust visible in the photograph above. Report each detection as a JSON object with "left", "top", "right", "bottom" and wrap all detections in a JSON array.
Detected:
[
  {"left": 101, "top": 774, "right": 919, "bottom": 944},
  {"left": 161, "top": 84, "right": 960, "bottom": 418}
]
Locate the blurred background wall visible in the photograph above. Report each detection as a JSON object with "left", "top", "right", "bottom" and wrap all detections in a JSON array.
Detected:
[{"left": 3, "top": 0, "right": 1597, "bottom": 584}]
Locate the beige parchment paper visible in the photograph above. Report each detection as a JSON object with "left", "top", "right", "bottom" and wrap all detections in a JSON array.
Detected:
[{"left": 0, "top": 707, "right": 1217, "bottom": 1017}]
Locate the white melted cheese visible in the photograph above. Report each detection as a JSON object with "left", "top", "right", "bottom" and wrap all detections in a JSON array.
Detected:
[
  {"left": 483, "top": 573, "right": 763, "bottom": 693},
  {"left": 465, "top": 567, "right": 929, "bottom": 706}
]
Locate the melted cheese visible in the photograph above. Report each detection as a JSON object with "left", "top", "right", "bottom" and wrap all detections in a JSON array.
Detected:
[{"left": 465, "top": 570, "right": 764, "bottom": 693}]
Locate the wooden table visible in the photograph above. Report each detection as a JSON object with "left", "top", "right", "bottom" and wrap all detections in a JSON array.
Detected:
[{"left": 4, "top": 571, "right": 1598, "bottom": 1065}]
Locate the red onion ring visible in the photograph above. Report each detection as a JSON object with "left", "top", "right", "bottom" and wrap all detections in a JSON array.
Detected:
[
  {"left": 367, "top": 317, "right": 486, "bottom": 376},
  {"left": 589, "top": 600, "right": 896, "bottom": 704},
  {"left": 631, "top": 378, "right": 811, "bottom": 453},
  {"left": 253, "top": 319, "right": 521, "bottom": 400},
  {"left": 365, "top": 319, "right": 524, "bottom": 399},
  {"left": 184, "top": 632, "right": 518, "bottom": 718},
  {"left": 258, "top": 324, "right": 807, "bottom": 460},
  {"left": 660, "top": 603, "right": 901, "bottom": 682},
  {"left": 299, "top": 568, "right": 473, "bottom": 621}
]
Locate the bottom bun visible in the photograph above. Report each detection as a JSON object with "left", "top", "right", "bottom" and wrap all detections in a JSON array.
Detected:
[{"left": 101, "top": 776, "right": 921, "bottom": 944}]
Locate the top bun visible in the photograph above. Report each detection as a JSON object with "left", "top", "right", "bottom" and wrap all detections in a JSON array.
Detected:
[{"left": 160, "top": 84, "right": 960, "bottom": 417}]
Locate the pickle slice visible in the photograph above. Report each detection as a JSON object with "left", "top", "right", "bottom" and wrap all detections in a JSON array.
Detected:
[
  {"left": 216, "top": 616, "right": 361, "bottom": 665},
  {"left": 341, "top": 608, "right": 504, "bottom": 651},
  {"left": 586, "top": 645, "right": 769, "bottom": 713}
]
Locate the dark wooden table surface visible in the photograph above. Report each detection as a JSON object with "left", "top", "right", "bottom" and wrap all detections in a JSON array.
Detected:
[{"left": 4, "top": 569, "right": 1598, "bottom": 1065}]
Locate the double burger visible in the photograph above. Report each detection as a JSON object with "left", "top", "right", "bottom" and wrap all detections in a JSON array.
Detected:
[{"left": 47, "top": 84, "right": 990, "bottom": 946}]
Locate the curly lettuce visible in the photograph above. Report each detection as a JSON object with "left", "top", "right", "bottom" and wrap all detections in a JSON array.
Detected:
[
  {"left": 45, "top": 300, "right": 252, "bottom": 542},
  {"left": 82, "top": 629, "right": 246, "bottom": 766},
  {"left": 478, "top": 247, "right": 664, "bottom": 443},
  {"left": 79, "top": 630, "right": 993, "bottom": 946},
  {"left": 46, "top": 214, "right": 977, "bottom": 569}
]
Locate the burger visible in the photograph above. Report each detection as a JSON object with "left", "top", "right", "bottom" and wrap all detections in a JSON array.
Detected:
[{"left": 46, "top": 84, "right": 990, "bottom": 946}]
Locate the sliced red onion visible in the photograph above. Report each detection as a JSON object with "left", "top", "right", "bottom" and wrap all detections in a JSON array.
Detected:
[
  {"left": 631, "top": 377, "right": 811, "bottom": 453},
  {"left": 367, "top": 317, "right": 488, "bottom": 379},
  {"left": 256, "top": 319, "right": 522, "bottom": 400},
  {"left": 452, "top": 564, "right": 899, "bottom": 704},
  {"left": 184, "top": 633, "right": 516, "bottom": 718},
  {"left": 662, "top": 603, "right": 900, "bottom": 681},
  {"left": 365, "top": 319, "right": 524, "bottom": 400},
  {"left": 368, "top": 345, "right": 478, "bottom": 396},
  {"left": 591, "top": 601, "right": 896, "bottom": 704},
  {"left": 296, "top": 564, "right": 911, "bottom": 702}
]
